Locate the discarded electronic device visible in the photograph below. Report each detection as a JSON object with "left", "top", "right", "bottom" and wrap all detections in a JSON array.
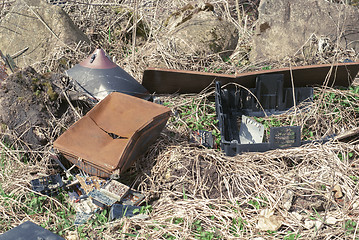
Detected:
[
  {"left": 88, "top": 189, "right": 117, "bottom": 208},
  {"left": 190, "top": 130, "right": 215, "bottom": 149},
  {"left": 53, "top": 92, "right": 171, "bottom": 178},
  {"left": 0, "top": 221, "right": 64, "bottom": 240},
  {"left": 30, "top": 174, "right": 64, "bottom": 195},
  {"left": 109, "top": 204, "right": 141, "bottom": 221},
  {"left": 74, "top": 211, "right": 93, "bottom": 225},
  {"left": 215, "top": 74, "right": 312, "bottom": 156},
  {"left": 100, "top": 179, "right": 130, "bottom": 201},
  {"left": 120, "top": 189, "right": 145, "bottom": 206},
  {"left": 76, "top": 174, "right": 107, "bottom": 194},
  {"left": 142, "top": 62, "right": 359, "bottom": 94},
  {"left": 66, "top": 48, "right": 149, "bottom": 101}
]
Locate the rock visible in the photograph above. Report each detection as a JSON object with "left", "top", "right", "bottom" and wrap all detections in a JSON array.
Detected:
[
  {"left": 251, "top": 0, "right": 359, "bottom": 62},
  {"left": 257, "top": 209, "right": 283, "bottom": 231},
  {"left": 291, "top": 212, "right": 303, "bottom": 221},
  {"left": 162, "top": 6, "right": 238, "bottom": 58},
  {"left": 304, "top": 220, "right": 315, "bottom": 229},
  {"left": 0, "top": 0, "right": 90, "bottom": 69},
  {"left": 282, "top": 189, "right": 294, "bottom": 211},
  {"left": 332, "top": 184, "right": 344, "bottom": 199},
  {"left": 326, "top": 216, "right": 338, "bottom": 225}
]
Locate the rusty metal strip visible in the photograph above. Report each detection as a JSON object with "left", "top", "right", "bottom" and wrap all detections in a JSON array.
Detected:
[{"left": 142, "top": 62, "right": 359, "bottom": 94}]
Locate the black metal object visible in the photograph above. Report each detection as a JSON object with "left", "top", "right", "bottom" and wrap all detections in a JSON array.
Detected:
[
  {"left": 0, "top": 221, "right": 64, "bottom": 240},
  {"left": 190, "top": 130, "right": 215, "bottom": 148},
  {"left": 215, "top": 75, "right": 312, "bottom": 156},
  {"left": 109, "top": 204, "right": 141, "bottom": 221},
  {"left": 30, "top": 174, "right": 64, "bottom": 195}
]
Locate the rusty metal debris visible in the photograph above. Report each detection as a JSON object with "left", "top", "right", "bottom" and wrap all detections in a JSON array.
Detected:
[
  {"left": 53, "top": 92, "right": 171, "bottom": 178},
  {"left": 66, "top": 48, "right": 150, "bottom": 101},
  {"left": 0, "top": 61, "right": 8, "bottom": 81},
  {"left": 142, "top": 62, "right": 359, "bottom": 94}
]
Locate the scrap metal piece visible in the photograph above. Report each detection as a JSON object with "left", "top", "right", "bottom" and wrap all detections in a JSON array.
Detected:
[
  {"left": 109, "top": 204, "right": 141, "bottom": 221},
  {"left": 335, "top": 127, "right": 359, "bottom": 143},
  {"left": 74, "top": 212, "right": 93, "bottom": 225},
  {"left": 142, "top": 62, "right": 359, "bottom": 94},
  {"left": 120, "top": 190, "right": 144, "bottom": 206},
  {"left": 269, "top": 126, "right": 301, "bottom": 149},
  {"left": 74, "top": 198, "right": 99, "bottom": 214},
  {"left": 190, "top": 130, "right": 215, "bottom": 148},
  {"left": 30, "top": 174, "right": 63, "bottom": 195},
  {"left": 100, "top": 180, "right": 130, "bottom": 202},
  {"left": 66, "top": 48, "right": 149, "bottom": 100},
  {"left": 0, "top": 61, "right": 8, "bottom": 81},
  {"left": 76, "top": 174, "right": 106, "bottom": 194},
  {"left": 88, "top": 189, "right": 117, "bottom": 208},
  {"left": 0, "top": 221, "right": 64, "bottom": 240},
  {"left": 239, "top": 116, "right": 264, "bottom": 144},
  {"left": 53, "top": 92, "right": 171, "bottom": 178}
]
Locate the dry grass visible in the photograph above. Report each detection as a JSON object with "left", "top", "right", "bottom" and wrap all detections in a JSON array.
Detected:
[{"left": 0, "top": 0, "right": 359, "bottom": 239}]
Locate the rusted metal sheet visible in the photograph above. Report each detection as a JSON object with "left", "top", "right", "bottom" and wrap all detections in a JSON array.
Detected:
[
  {"left": 53, "top": 92, "right": 171, "bottom": 178},
  {"left": 142, "top": 62, "right": 359, "bottom": 94}
]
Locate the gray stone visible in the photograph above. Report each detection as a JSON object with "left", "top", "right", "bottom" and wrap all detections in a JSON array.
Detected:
[
  {"left": 0, "top": 0, "right": 90, "bottom": 69},
  {"left": 163, "top": 9, "right": 238, "bottom": 58},
  {"left": 251, "top": 0, "right": 359, "bottom": 62}
]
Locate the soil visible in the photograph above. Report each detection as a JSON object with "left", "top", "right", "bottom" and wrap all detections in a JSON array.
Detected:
[{"left": 0, "top": 67, "right": 81, "bottom": 150}]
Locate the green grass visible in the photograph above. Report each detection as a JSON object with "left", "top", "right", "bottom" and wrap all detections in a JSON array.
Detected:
[{"left": 170, "top": 98, "right": 221, "bottom": 147}]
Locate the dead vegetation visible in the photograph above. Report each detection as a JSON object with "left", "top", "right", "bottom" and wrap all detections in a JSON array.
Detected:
[{"left": 0, "top": 0, "right": 359, "bottom": 239}]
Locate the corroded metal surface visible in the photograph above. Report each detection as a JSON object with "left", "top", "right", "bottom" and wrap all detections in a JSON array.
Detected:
[
  {"left": 142, "top": 62, "right": 359, "bottom": 94},
  {"left": 53, "top": 92, "right": 171, "bottom": 177}
]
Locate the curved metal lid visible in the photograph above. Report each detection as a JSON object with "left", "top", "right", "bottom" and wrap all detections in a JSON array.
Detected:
[
  {"left": 79, "top": 48, "right": 117, "bottom": 69},
  {"left": 66, "top": 48, "right": 149, "bottom": 100}
]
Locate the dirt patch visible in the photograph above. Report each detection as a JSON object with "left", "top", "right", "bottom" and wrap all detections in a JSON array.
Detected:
[{"left": 0, "top": 67, "right": 81, "bottom": 150}]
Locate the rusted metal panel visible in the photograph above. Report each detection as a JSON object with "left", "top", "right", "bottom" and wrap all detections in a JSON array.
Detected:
[
  {"left": 142, "top": 62, "right": 359, "bottom": 94},
  {"left": 53, "top": 92, "right": 171, "bottom": 177}
]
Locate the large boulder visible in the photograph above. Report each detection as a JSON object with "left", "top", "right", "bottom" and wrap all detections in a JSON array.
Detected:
[
  {"left": 251, "top": 0, "right": 359, "bottom": 62},
  {"left": 0, "top": 0, "right": 90, "bottom": 69},
  {"left": 161, "top": 4, "right": 238, "bottom": 58}
]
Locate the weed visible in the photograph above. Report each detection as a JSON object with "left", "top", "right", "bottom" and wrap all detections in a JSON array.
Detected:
[
  {"left": 349, "top": 175, "right": 359, "bottom": 184},
  {"left": 133, "top": 204, "right": 152, "bottom": 215},
  {"left": 283, "top": 231, "right": 300, "bottom": 240},
  {"left": 173, "top": 217, "right": 184, "bottom": 224},
  {"left": 183, "top": 185, "right": 188, "bottom": 200},
  {"left": 174, "top": 98, "right": 221, "bottom": 147},
  {"left": 261, "top": 65, "right": 272, "bottom": 70},
  {"left": 229, "top": 217, "right": 246, "bottom": 236},
  {"left": 345, "top": 219, "right": 357, "bottom": 234},
  {"left": 248, "top": 196, "right": 268, "bottom": 210},
  {"left": 191, "top": 220, "right": 218, "bottom": 240}
]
